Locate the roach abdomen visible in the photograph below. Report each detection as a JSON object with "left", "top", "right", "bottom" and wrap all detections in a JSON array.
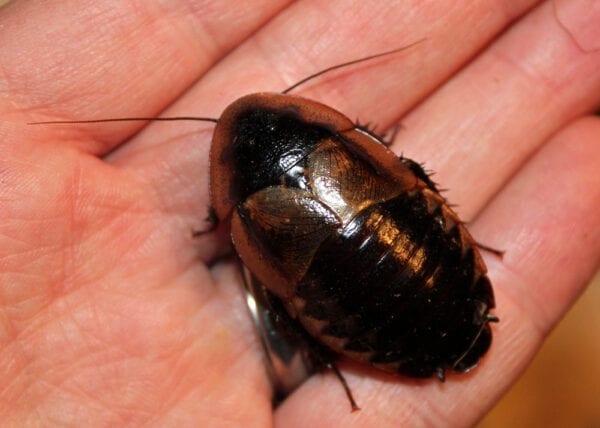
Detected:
[{"left": 295, "top": 189, "right": 495, "bottom": 377}]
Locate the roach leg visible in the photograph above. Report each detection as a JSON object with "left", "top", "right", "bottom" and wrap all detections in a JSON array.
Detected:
[
  {"left": 435, "top": 367, "right": 446, "bottom": 383},
  {"left": 383, "top": 123, "right": 401, "bottom": 146},
  {"left": 486, "top": 314, "right": 500, "bottom": 323},
  {"left": 475, "top": 241, "right": 505, "bottom": 258},
  {"left": 325, "top": 362, "right": 360, "bottom": 412},
  {"left": 192, "top": 207, "right": 219, "bottom": 237},
  {"left": 400, "top": 158, "right": 440, "bottom": 193},
  {"left": 354, "top": 122, "right": 401, "bottom": 147}
]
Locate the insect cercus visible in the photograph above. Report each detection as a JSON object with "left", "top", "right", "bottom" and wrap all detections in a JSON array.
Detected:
[{"left": 32, "top": 41, "right": 499, "bottom": 411}]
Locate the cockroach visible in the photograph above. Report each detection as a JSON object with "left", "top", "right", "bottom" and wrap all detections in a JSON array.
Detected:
[{"left": 31, "top": 41, "right": 499, "bottom": 411}]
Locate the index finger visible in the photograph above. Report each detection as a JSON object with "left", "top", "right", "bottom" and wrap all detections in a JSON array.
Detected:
[{"left": 0, "top": 0, "right": 291, "bottom": 154}]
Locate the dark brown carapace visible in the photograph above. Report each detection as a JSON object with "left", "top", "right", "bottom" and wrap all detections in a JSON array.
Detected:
[{"left": 210, "top": 93, "right": 497, "bottom": 384}]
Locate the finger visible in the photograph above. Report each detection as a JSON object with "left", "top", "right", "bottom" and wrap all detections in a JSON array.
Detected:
[
  {"left": 110, "top": 0, "right": 540, "bottom": 164},
  {"left": 396, "top": 0, "right": 600, "bottom": 219},
  {"left": 274, "top": 115, "right": 600, "bottom": 427},
  {"left": 471, "top": 115, "right": 600, "bottom": 332},
  {"left": 1, "top": 0, "right": 292, "bottom": 154},
  {"left": 151, "top": 260, "right": 274, "bottom": 423}
]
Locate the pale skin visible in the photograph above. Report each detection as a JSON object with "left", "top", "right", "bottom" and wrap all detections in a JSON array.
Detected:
[{"left": 1, "top": 0, "right": 599, "bottom": 426}]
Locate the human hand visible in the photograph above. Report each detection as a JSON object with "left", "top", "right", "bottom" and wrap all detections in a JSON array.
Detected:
[{"left": 1, "top": 1, "right": 599, "bottom": 426}]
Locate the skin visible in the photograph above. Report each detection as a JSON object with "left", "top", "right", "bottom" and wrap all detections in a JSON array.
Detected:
[{"left": 1, "top": 0, "right": 599, "bottom": 426}]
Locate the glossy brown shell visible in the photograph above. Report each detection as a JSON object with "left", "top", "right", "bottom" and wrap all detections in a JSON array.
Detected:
[
  {"left": 209, "top": 93, "right": 495, "bottom": 378},
  {"left": 211, "top": 93, "right": 417, "bottom": 221}
]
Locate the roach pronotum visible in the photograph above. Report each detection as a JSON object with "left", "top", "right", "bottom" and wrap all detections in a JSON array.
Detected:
[{"left": 31, "top": 41, "right": 499, "bottom": 411}]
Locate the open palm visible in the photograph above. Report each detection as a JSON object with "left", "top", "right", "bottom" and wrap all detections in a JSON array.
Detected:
[{"left": 2, "top": 1, "right": 599, "bottom": 426}]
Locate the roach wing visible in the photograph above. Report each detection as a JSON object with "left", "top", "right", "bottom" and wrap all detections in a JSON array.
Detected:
[
  {"left": 232, "top": 186, "right": 341, "bottom": 300},
  {"left": 309, "top": 139, "right": 404, "bottom": 224}
]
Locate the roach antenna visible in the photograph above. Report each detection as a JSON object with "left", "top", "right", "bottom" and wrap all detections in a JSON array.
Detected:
[
  {"left": 29, "top": 40, "right": 424, "bottom": 126},
  {"left": 28, "top": 116, "right": 218, "bottom": 125},
  {"left": 281, "top": 38, "right": 426, "bottom": 95}
]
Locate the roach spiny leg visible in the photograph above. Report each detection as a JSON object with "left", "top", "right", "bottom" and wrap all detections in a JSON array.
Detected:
[
  {"left": 326, "top": 362, "right": 360, "bottom": 412},
  {"left": 435, "top": 367, "right": 446, "bottom": 382},
  {"left": 192, "top": 207, "right": 219, "bottom": 237},
  {"left": 486, "top": 314, "right": 500, "bottom": 323},
  {"left": 475, "top": 241, "right": 505, "bottom": 258},
  {"left": 383, "top": 123, "right": 401, "bottom": 146}
]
